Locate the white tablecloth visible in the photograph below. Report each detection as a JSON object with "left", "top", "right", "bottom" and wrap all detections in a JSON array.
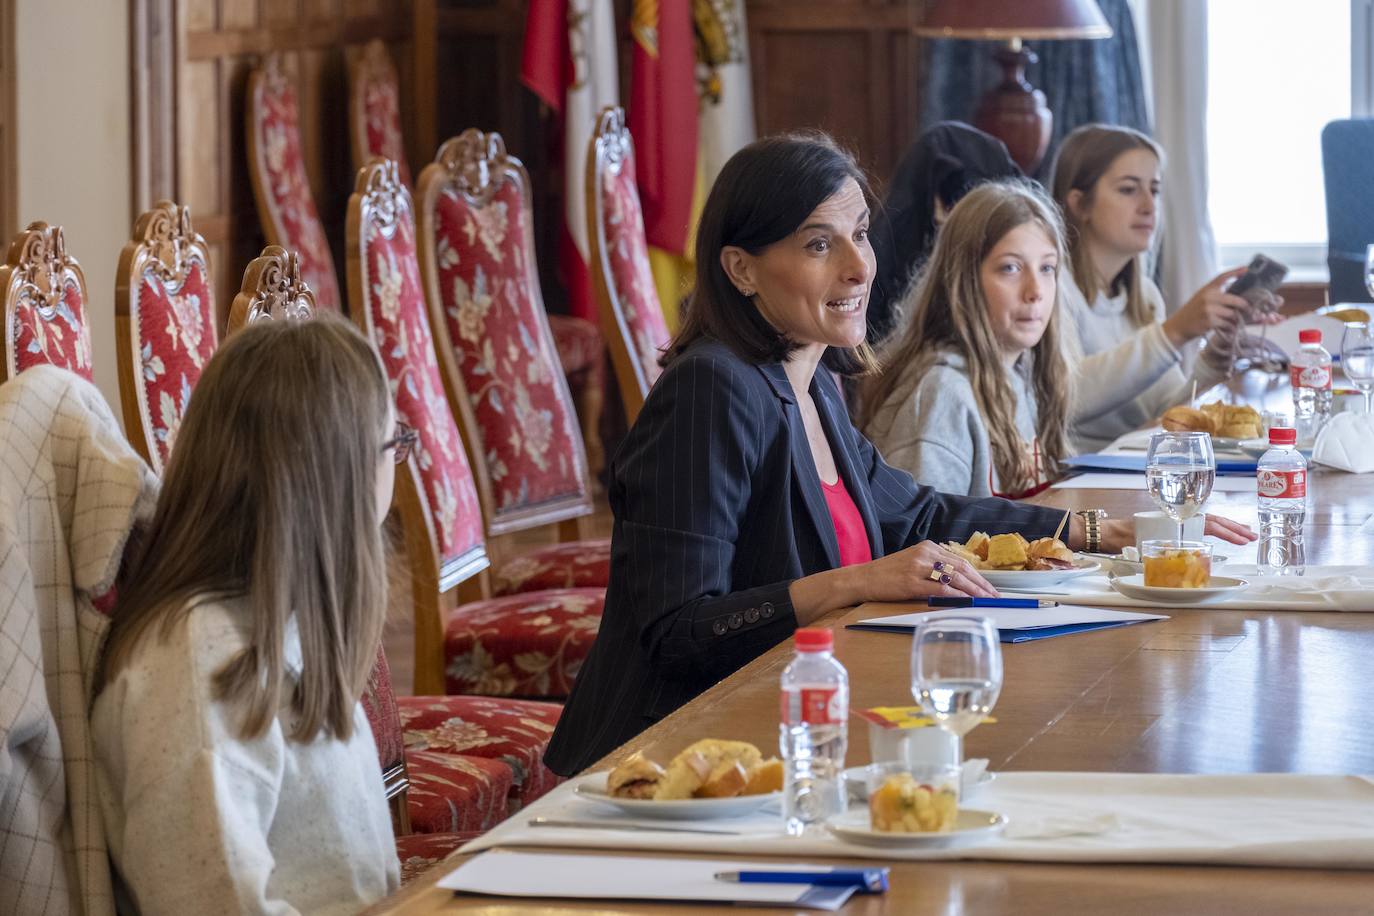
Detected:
[
  {"left": 461, "top": 772, "right": 1374, "bottom": 868},
  {"left": 1026, "top": 566, "right": 1374, "bottom": 612}
]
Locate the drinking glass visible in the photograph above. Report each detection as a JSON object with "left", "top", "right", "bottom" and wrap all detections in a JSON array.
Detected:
[
  {"left": 1341, "top": 322, "right": 1374, "bottom": 414},
  {"left": 910, "top": 617, "right": 1002, "bottom": 747},
  {"left": 1145, "top": 431, "right": 1216, "bottom": 543}
]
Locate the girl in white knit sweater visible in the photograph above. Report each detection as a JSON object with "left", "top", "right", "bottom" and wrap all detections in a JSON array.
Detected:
[
  {"left": 92, "top": 317, "right": 405, "bottom": 915},
  {"left": 1049, "top": 124, "right": 1266, "bottom": 451}
]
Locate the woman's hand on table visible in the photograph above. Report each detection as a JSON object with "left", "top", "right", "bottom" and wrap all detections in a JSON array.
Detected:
[
  {"left": 789, "top": 541, "right": 998, "bottom": 624},
  {"left": 1202, "top": 513, "right": 1258, "bottom": 544},
  {"left": 1090, "top": 515, "right": 1257, "bottom": 554},
  {"left": 853, "top": 541, "right": 999, "bottom": 601}
]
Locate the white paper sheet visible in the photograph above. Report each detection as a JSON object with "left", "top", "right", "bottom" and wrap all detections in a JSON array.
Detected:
[
  {"left": 437, "top": 850, "right": 856, "bottom": 909},
  {"left": 1052, "top": 472, "right": 1257, "bottom": 492},
  {"left": 852, "top": 605, "right": 1167, "bottom": 631}
]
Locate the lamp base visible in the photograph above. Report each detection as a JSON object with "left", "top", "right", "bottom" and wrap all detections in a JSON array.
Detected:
[{"left": 973, "top": 44, "right": 1052, "bottom": 175}]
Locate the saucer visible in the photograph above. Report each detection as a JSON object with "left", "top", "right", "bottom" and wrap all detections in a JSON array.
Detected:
[
  {"left": 826, "top": 807, "right": 1007, "bottom": 848},
  {"left": 1108, "top": 573, "right": 1249, "bottom": 605}
]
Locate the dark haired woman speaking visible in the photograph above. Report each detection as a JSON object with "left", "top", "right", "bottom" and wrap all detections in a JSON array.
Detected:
[{"left": 545, "top": 134, "right": 1149, "bottom": 776}]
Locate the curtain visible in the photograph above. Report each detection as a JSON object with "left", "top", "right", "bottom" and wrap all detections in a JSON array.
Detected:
[
  {"left": 917, "top": 0, "right": 1151, "bottom": 182},
  {"left": 1144, "top": 1, "right": 1219, "bottom": 311}
]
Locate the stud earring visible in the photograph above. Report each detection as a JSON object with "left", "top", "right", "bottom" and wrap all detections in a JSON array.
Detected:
[{"left": 739, "top": 288, "right": 754, "bottom": 298}]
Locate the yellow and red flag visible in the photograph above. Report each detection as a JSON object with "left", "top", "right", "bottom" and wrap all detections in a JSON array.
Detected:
[{"left": 629, "top": 0, "right": 699, "bottom": 330}]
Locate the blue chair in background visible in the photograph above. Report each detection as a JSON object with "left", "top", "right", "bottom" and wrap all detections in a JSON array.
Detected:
[{"left": 1321, "top": 119, "right": 1374, "bottom": 303}]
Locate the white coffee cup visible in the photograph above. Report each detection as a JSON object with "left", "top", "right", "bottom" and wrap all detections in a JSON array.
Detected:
[{"left": 1134, "top": 510, "right": 1204, "bottom": 550}]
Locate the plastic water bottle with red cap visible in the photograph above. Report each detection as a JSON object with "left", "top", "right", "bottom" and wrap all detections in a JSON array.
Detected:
[
  {"left": 1290, "top": 328, "right": 1333, "bottom": 446},
  {"left": 780, "top": 627, "right": 849, "bottom": 835},
  {"left": 1256, "top": 426, "right": 1306, "bottom": 576}
]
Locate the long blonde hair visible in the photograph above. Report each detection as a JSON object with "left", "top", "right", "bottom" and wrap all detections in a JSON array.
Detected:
[
  {"left": 862, "top": 181, "right": 1071, "bottom": 494},
  {"left": 1050, "top": 123, "right": 1164, "bottom": 329},
  {"left": 100, "top": 316, "right": 392, "bottom": 742}
]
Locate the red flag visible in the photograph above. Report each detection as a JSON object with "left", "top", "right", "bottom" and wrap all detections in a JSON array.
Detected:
[
  {"left": 629, "top": 0, "right": 699, "bottom": 255},
  {"left": 521, "top": 0, "right": 568, "bottom": 112}
]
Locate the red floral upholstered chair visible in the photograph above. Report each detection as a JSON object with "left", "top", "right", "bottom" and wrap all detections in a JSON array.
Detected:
[
  {"left": 415, "top": 129, "right": 611, "bottom": 598},
  {"left": 227, "top": 244, "right": 564, "bottom": 824},
  {"left": 350, "top": 40, "right": 606, "bottom": 474},
  {"left": 587, "top": 105, "right": 672, "bottom": 424},
  {"left": 1, "top": 222, "right": 94, "bottom": 383},
  {"left": 347, "top": 158, "right": 605, "bottom": 701},
  {"left": 349, "top": 39, "right": 412, "bottom": 187},
  {"left": 114, "top": 201, "right": 218, "bottom": 475},
  {"left": 246, "top": 53, "right": 342, "bottom": 312}
]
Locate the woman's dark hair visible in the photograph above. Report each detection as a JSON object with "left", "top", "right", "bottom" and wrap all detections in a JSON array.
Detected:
[{"left": 663, "top": 131, "right": 878, "bottom": 375}]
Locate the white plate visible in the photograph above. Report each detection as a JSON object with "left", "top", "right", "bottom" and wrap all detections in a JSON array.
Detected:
[
  {"left": 1238, "top": 437, "right": 1313, "bottom": 459},
  {"left": 574, "top": 778, "right": 781, "bottom": 821},
  {"left": 1108, "top": 573, "right": 1249, "bottom": 605},
  {"left": 980, "top": 558, "right": 1101, "bottom": 589},
  {"left": 826, "top": 807, "right": 1007, "bottom": 848}
]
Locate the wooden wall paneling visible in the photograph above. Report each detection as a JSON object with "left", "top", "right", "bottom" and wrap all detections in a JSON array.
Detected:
[
  {"left": 425, "top": 0, "right": 559, "bottom": 309},
  {"left": 745, "top": 0, "right": 921, "bottom": 187},
  {"left": 133, "top": 0, "right": 414, "bottom": 331},
  {"left": 0, "top": 0, "right": 14, "bottom": 238}
]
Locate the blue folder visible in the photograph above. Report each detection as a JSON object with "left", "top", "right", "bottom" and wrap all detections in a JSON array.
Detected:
[
  {"left": 1064, "top": 453, "right": 1259, "bottom": 475},
  {"left": 846, "top": 618, "right": 1158, "bottom": 643}
]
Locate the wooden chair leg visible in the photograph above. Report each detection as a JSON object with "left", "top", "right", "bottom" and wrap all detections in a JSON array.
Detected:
[{"left": 574, "top": 362, "right": 606, "bottom": 483}]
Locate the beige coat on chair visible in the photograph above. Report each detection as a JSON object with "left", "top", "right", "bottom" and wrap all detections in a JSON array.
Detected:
[{"left": 0, "top": 365, "right": 158, "bottom": 916}]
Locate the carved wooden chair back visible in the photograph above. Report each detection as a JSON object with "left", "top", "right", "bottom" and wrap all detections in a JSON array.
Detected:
[
  {"left": 245, "top": 52, "right": 343, "bottom": 312},
  {"left": 0, "top": 222, "right": 94, "bottom": 384},
  {"left": 347, "top": 157, "right": 491, "bottom": 695},
  {"left": 586, "top": 106, "right": 671, "bottom": 423},
  {"left": 349, "top": 39, "right": 412, "bottom": 187},
  {"left": 416, "top": 129, "right": 594, "bottom": 542},
  {"left": 225, "top": 245, "right": 317, "bottom": 335},
  {"left": 114, "top": 201, "right": 218, "bottom": 475}
]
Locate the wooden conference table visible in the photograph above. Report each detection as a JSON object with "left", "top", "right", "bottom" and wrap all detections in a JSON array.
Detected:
[{"left": 370, "top": 385, "right": 1374, "bottom": 915}]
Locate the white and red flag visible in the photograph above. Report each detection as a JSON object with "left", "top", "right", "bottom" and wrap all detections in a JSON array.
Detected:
[{"left": 521, "top": 0, "right": 619, "bottom": 322}]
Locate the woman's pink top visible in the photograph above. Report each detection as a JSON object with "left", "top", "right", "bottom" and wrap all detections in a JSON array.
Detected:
[{"left": 821, "top": 475, "right": 873, "bottom": 567}]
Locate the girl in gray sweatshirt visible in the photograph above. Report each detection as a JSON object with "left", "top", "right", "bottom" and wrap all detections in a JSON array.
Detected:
[{"left": 863, "top": 181, "right": 1071, "bottom": 498}]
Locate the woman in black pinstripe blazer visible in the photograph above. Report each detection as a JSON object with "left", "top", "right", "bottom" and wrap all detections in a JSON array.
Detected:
[{"left": 545, "top": 134, "right": 1247, "bottom": 776}]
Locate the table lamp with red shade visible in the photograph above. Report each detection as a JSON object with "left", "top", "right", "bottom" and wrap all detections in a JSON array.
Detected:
[{"left": 914, "top": 0, "right": 1112, "bottom": 174}]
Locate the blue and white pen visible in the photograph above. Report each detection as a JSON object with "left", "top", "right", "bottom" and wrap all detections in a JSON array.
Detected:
[
  {"left": 926, "top": 597, "right": 1058, "bottom": 609},
  {"left": 714, "top": 868, "right": 889, "bottom": 893}
]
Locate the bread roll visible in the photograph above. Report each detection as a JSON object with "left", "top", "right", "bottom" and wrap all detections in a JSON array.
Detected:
[
  {"left": 743, "top": 758, "right": 784, "bottom": 795},
  {"left": 607, "top": 751, "right": 666, "bottom": 799},
  {"left": 697, "top": 761, "right": 748, "bottom": 798},
  {"left": 1162, "top": 406, "right": 1214, "bottom": 433},
  {"left": 654, "top": 739, "right": 762, "bottom": 800},
  {"left": 1027, "top": 537, "right": 1073, "bottom": 563}
]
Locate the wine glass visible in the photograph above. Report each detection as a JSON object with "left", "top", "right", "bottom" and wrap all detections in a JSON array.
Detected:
[
  {"left": 1146, "top": 431, "right": 1216, "bottom": 544},
  {"left": 1341, "top": 322, "right": 1374, "bottom": 414},
  {"left": 910, "top": 617, "right": 1003, "bottom": 753}
]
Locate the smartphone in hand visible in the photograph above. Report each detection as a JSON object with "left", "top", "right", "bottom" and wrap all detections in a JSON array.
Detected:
[{"left": 1228, "top": 254, "right": 1288, "bottom": 321}]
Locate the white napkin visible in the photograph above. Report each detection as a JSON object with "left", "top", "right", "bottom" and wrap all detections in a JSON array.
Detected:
[{"left": 1313, "top": 412, "right": 1374, "bottom": 473}]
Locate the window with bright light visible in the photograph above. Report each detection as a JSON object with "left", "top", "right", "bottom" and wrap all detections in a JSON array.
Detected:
[{"left": 1206, "top": 0, "right": 1351, "bottom": 270}]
